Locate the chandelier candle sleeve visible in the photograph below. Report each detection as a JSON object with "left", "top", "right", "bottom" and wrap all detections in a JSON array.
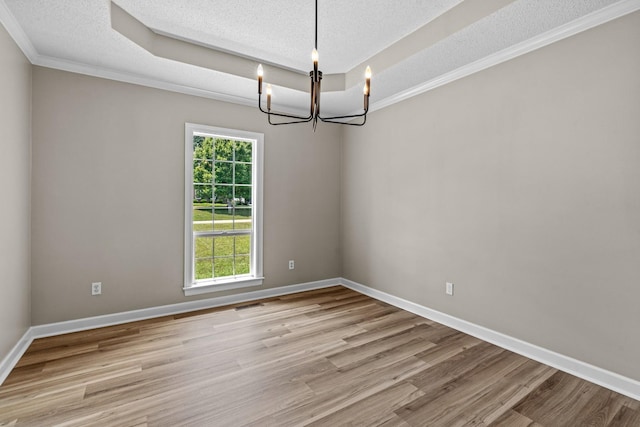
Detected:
[
  {"left": 363, "top": 83, "right": 369, "bottom": 110},
  {"left": 257, "top": 64, "right": 263, "bottom": 94},
  {"left": 266, "top": 84, "right": 272, "bottom": 111}
]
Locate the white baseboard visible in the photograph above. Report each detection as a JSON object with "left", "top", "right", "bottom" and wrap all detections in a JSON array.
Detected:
[
  {"left": 3, "top": 276, "right": 639, "bottom": 401},
  {"left": 338, "top": 277, "right": 640, "bottom": 401},
  {"left": 0, "top": 328, "right": 34, "bottom": 386},
  {"left": 31, "top": 278, "right": 341, "bottom": 339},
  {"left": 0, "top": 278, "right": 340, "bottom": 385}
]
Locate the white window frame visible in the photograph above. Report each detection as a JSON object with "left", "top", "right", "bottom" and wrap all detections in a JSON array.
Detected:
[{"left": 183, "top": 123, "right": 264, "bottom": 296}]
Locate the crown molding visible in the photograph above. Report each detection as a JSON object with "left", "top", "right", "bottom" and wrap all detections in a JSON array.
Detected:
[
  {"left": 34, "top": 54, "right": 261, "bottom": 107},
  {"left": 33, "top": 54, "right": 317, "bottom": 118},
  {"left": 0, "top": 0, "right": 37, "bottom": 61},
  {"left": 369, "top": 0, "right": 640, "bottom": 115}
]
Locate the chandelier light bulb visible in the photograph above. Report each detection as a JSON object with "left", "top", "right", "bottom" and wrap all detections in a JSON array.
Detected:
[
  {"left": 266, "top": 84, "right": 272, "bottom": 96},
  {"left": 365, "top": 66, "right": 372, "bottom": 79},
  {"left": 312, "top": 49, "right": 319, "bottom": 64},
  {"left": 257, "top": 64, "right": 263, "bottom": 94}
]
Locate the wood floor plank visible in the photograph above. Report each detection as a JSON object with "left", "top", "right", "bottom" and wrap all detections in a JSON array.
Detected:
[
  {"left": 0, "top": 362, "right": 46, "bottom": 387},
  {"left": 0, "top": 286, "right": 637, "bottom": 426},
  {"left": 0, "top": 361, "right": 142, "bottom": 403},
  {"left": 453, "top": 359, "right": 557, "bottom": 425},
  {"left": 376, "top": 414, "right": 414, "bottom": 427},
  {"left": 0, "top": 386, "right": 87, "bottom": 425},
  {"left": 307, "top": 381, "right": 424, "bottom": 426},
  {"left": 327, "top": 323, "right": 435, "bottom": 368},
  {"left": 250, "top": 356, "right": 430, "bottom": 426},
  {"left": 288, "top": 301, "right": 396, "bottom": 333},
  {"left": 26, "top": 325, "right": 142, "bottom": 353},
  {"left": 154, "top": 374, "right": 316, "bottom": 426},
  {"left": 489, "top": 409, "right": 544, "bottom": 426},
  {"left": 344, "top": 315, "right": 431, "bottom": 347},
  {"left": 609, "top": 405, "right": 640, "bottom": 427},
  {"left": 14, "top": 342, "right": 99, "bottom": 368},
  {"left": 568, "top": 385, "right": 628, "bottom": 426},
  {"left": 306, "top": 339, "right": 433, "bottom": 395},
  {"left": 414, "top": 330, "right": 482, "bottom": 367},
  {"left": 513, "top": 371, "right": 635, "bottom": 426},
  {"left": 355, "top": 308, "right": 422, "bottom": 330},
  {"left": 396, "top": 348, "right": 530, "bottom": 426},
  {"left": 405, "top": 340, "right": 505, "bottom": 392}
]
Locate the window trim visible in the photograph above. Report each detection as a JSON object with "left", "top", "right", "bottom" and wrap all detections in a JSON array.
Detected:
[{"left": 183, "top": 123, "right": 264, "bottom": 296}]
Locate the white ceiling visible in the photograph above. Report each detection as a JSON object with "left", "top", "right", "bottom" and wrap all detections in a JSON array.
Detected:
[
  {"left": 1, "top": 0, "right": 639, "bottom": 117},
  {"left": 115, "top": 0, "right": 464, "bottom": 74}
]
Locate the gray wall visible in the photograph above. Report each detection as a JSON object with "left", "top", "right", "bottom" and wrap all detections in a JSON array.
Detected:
[
  {"left": 342, "top": 11, "right": 640, "bottom": 381},
  {"left": 0, "top": 24, "right": 31, "bottom": 360},
  {"left": 31, "top": 67, "right": 341, "bottom": 324}
]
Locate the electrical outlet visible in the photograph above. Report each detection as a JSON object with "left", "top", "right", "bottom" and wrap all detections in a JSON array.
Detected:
[
  {"left": 288, "top": 260, "right": 295, "bottom": 270},
  {"left": 446, "top": 282, "right": 454, "bottom": 296},
  {"left": 92, "top": 282, "right": 102, "bottom": 295}
]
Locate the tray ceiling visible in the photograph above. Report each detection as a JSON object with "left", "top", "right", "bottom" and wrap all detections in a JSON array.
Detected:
[{"left": 1, "top": 0, "right": 638, "bottom": 116}]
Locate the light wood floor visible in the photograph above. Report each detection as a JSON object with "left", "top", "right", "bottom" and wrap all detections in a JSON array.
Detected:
[{"left": 1, "top": 286, "right": 638, "bottom": 426}]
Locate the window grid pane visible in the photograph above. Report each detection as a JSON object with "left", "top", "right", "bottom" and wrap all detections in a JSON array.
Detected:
[{"left": 193, "top": 135, "right": 254, "bottom": 281}]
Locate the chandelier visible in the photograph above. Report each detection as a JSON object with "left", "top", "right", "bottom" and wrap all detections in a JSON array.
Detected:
[{"left": 257, "top": 0, "right": 371, "bottom": 130}]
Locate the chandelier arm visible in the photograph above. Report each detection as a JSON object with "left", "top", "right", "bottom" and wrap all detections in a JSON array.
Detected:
[
  {"left": 268, "top": 115, "right": 314, "bottom": 125},
  {"left": 318, "top": 107, "right": 369, "bottom": 121},
  {"left": 258, "top": 92, "right": 313, "bottom": 121},
  {"left": 319, "top": 115, "right": 367, "bottom": 126},
  {"left": 263, "top": 110, "right": 313, "bottom": 121},
  {"left": 318, "top": 112, "right": 367, "bottom": 120}
]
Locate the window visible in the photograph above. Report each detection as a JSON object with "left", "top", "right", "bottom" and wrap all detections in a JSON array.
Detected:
[{"left": 184, "top": 124, "right": 263, "bottom": 296}]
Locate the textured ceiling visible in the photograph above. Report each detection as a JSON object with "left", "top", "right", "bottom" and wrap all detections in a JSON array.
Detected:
[
  {"left": 114, "top": 0, "right": 464, "bottom": 74},
  {"left": 1, "top": 0, "right": 638, "bottom": 117}
]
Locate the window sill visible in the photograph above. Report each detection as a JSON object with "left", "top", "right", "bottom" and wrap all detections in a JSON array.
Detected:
[{"left": 183, "top": 276, "right": 264, "bottom": 296}]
